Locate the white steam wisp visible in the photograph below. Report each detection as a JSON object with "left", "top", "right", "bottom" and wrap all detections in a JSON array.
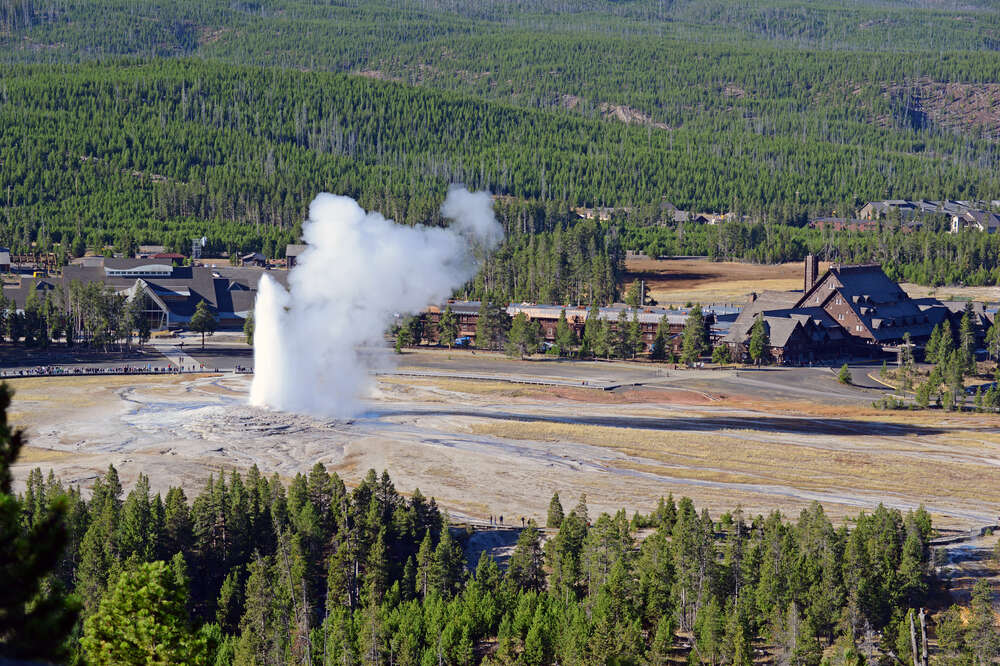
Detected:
[{"left": 249, "top": 187, "right": 502, "bottom": 417}]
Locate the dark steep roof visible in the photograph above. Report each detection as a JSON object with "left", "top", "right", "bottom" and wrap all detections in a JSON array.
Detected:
[
  {"left": 796, "top": 264, "right": 948, "bottom": 342},
  {"left": 722, "top": 291, "right": 801, "bottom": 343},
  {"left": 3, "top": 258, "right": 277, "bottom": 324}
]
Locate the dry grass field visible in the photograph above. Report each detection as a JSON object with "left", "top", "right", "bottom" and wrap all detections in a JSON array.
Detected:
[
  {"left": 899, "top": 282, "right": 1000, "bottom": 303},
  {"left": 624, "top": 257, "right": 1000, "bottom": 305},
  {"left": 623, "top": 257, "right": 832, "bottom": 304}
]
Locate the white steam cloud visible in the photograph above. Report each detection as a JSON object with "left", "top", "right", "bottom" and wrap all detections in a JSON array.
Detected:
[{"left": 249, "top": 187, "right": 502, "bottom": 417}]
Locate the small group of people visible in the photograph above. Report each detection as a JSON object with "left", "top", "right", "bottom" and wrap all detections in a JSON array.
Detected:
[{"left": 488, "top": 515, "right": 528, "bottom": 528}]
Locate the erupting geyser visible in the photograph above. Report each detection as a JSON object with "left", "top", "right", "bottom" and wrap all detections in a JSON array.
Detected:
[{"left": 249, "top": 187, "right": 503, "bottom": 416}]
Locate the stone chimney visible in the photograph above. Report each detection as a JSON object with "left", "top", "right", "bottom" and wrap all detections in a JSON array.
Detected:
[{"left": 804, "top": 254, "right": 818, "bottom": 292}]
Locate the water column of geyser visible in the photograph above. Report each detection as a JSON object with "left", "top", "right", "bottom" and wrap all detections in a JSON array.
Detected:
[{"left": 249, "top": 186, "right": 503, "bottom": 417}]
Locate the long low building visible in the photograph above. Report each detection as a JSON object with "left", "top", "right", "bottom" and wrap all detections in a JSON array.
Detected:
[
  {"left": 424, "top": 301, "right": 736, "bottom": 353},
  {"left": 3, "top": 257, "right": 281, "bottom": 330}
]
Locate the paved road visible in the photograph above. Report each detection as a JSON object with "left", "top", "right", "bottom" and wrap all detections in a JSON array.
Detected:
[{"left": 675, "top": 365, "right": 890, "bottom": 405}]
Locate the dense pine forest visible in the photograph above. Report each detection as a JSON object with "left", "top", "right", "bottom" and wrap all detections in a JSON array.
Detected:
[
  {"left": 3, "top": 0, "right": 1000, "bottom": 292},
  {"left": 7, "top": 385, "right": 991, "bottom": 665},
  {"left": 3, "top": 56, "right": 1000, "bottom": 293}
]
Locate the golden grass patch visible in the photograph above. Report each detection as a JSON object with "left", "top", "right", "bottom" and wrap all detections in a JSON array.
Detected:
[
  {"left": 16, "top": 446, "right": 80, "bottom": 463},
  {"left": 649, "top": 278, "right": 804, "bottom": 305},
  {"left": 460, "top": 418, "right": 1000, "bottom": 503},
  {"left": 380, "top": 376, "right": 542, "bottom": 398},
  {"left": 900, "top": 282, "right": 1000, "bottom": 303}
]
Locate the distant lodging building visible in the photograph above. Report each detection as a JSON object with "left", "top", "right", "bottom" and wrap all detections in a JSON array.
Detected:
[
  {"left": 950, "top": 209, "right": 1000, "bottom": 234},
  {"left": 857, "top": 199, "right": 999, "bottom": 234},
  {"left": 722, "top": 256, "right": 986, "bottom": 364},
  {"left": 857, "top": 199, "right": 978, "bottom": 220},
  {"left": 2, "top": 257, "right": 279, "bottom": 330}
]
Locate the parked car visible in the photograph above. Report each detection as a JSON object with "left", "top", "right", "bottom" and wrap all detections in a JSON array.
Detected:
[{"left": 967, "top": 382, "right": 997, "bottom": 395}]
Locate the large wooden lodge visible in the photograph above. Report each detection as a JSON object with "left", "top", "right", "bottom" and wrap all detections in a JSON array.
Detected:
[{"left": 722, "top": 256, "right": 992, "bottom": 364}]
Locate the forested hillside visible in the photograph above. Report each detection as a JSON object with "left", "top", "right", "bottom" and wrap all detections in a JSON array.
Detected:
[{"left": 4, "top": 0, "right": 1000, "bottom": 293}]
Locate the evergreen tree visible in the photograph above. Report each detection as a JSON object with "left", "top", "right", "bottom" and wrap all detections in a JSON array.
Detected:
[
  {"left": 936, "top": 320, "right": 955, "bottom": 366},
  {"left": 925, "top": 323, "right": 942, "bottom": 364},
  {"left": 415, "top": 529, "right": 435, "bottom": 599},
  {"left": 681, "top": 305, "right": 708, "bottom": 365},
  {"left": 475, "top": 296, "right": 510, "bottom": 351},
  {"left": 592, "top": 318, "right": 610, "bottom": 359},
  {"left": 628, "top": 311, "right": 643, "bottom": 358},
  {"left": 650, "top": 315, "right": 669, "bottom": 361},
  {"left": 430, "top": 526, "right": 465, "bottom": 598},
  {"left": 75, "top": 466, "right": 123, "bottom": 614},
  {"left": 507, "top": 522, "right": 545, "bottom": 592},
  {"left": 119, "top": 473, "right": 158, "bottom": 564},
  {"left": 547, "top": 492, "right": 564, "bottom": 528},
  {"left": 838, "top": 363, "right": 852, "bottom": 384},
  {"left": 189, "top": 299, "right": 216, "bottom": 350},
  {"left": 985, "top": 321, "right": 1000, "bottom": 362},
  {"left": 624, "top": 280, "right": 641, "bottom": 307},
  {"left": 394, "top": 323, "right": 412, "bottom": 353},
  {"left": 506, "top": 312, "right": 539, "bottom": 359},
  {"left": 694, "top": 595, "right": 725, "bottom": 666},
  {"left": 721, "top": 602, "right": 752, "bottom": 666},
  {"left": 0, "top": 384, "right": 79, "bottom": 662},
  {"left": 163, "top": 487, "right": 193, "bottom": 558},
  {"left": 438, "top": 305, "right": 458, "bottom": 349},
  {"left": 552, "top": 309, "right": 577, "bottom": 357},
  {"left": 647, "top": 614, "right": 676, "bottom": 666},
  {"left": 712, "top": 345, "right": 732, "bottom": 365},
  {"left": 236, "top": 555, "right": 287, "bottom": 664},
  {"left": 749, "top": 314, "right": 770, "bottom": 366},
  {"left": 613, "top": 309, "right": 631, "bottom": 359},
  {"left": 580, "top": 303, "right": 603, "bottom": 358},
  {"left": 72, "top": 234, "right": 87, "bottom": 259},
  {"left": 243, "top": 311, "right": 254, "bottom": 346},
  {"left": 959, "top": 303, "right": 977, "bottom": 373},
  {"left": 215, "top": 567, "right": 243, "bottom": 635},
  {"left": 965, "top": 579, "right": 1000, "bottom": 666},
  {"left": 81, "top": 559, "right": 210, "bottom": 665}
]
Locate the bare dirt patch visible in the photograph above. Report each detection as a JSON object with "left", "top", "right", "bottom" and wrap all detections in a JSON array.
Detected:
[
  {"left": 560, "top": 94, "right": 671, "bottom": 130},
  {"left": 886, "top": 79, "right": 1000, "bottom": 138}
]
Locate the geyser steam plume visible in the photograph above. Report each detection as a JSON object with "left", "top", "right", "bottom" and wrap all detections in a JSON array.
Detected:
[{"left": 249, "top": 186, "right": 503, "bottom": 417}]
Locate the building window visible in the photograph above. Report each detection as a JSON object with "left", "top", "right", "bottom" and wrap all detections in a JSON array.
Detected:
[{"left": 837, "top": 313, "right": 844, "bottom": 321}]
